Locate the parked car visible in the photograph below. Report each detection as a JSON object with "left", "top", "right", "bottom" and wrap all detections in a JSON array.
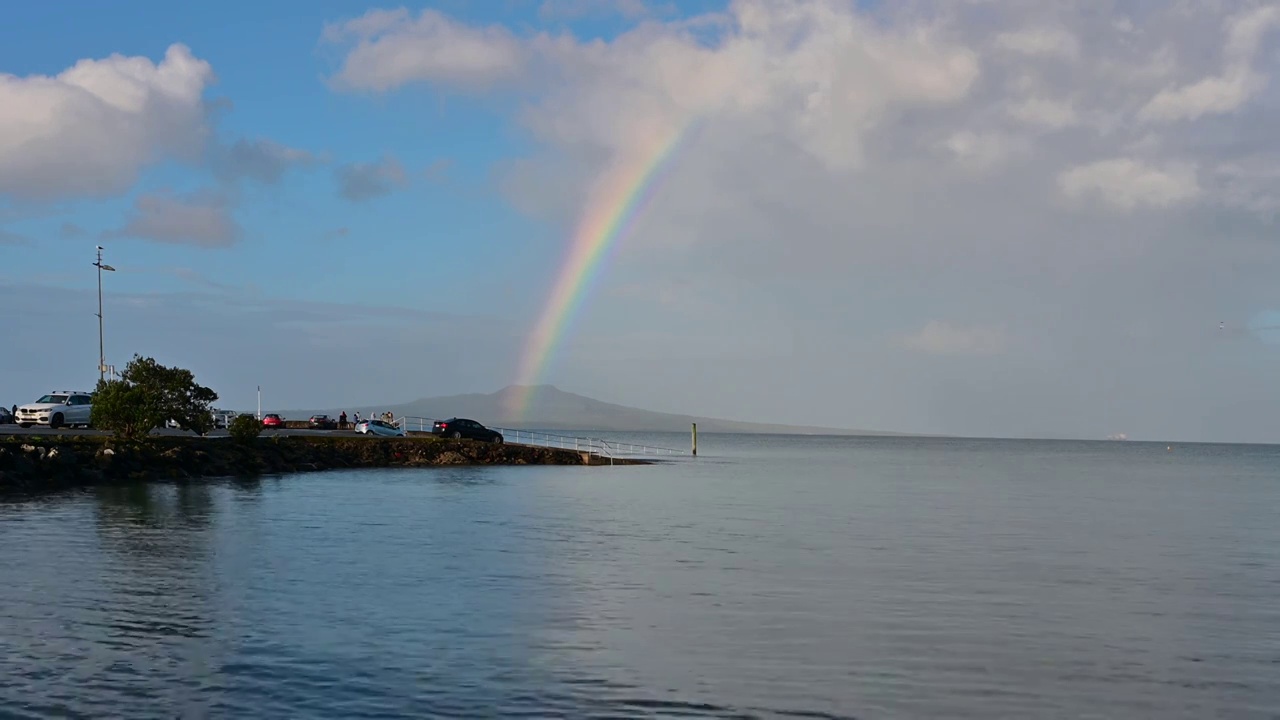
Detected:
[
  {"left": 164, "top": 409, "right": 235, "bottom": 432},
  {"left": 431, "top": 417, "right": 503, "bottom": 444},
  {"left": 355, "top": 418, "right": 405, "bottom": 437},
  {"left": 308, "top": 414, "right": 337, "bottom": 430},
  {"left": 15, "top": 391, "right": 94, "bottom": 429},
  {"left": 261, "top": 413, "right": 284, "bottom": 429},
  {"left": 0, "top": 406, "right": 12, "bottom": 425}
]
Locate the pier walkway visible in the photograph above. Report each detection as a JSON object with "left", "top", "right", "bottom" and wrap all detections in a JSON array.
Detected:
[{"left": 393, "top": 416, "right": 687, "bottom": 462}]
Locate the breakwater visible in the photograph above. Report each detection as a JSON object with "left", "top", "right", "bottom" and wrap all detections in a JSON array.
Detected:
[{"left": 0, "top": 435, "right": 639, "bottom": 494}]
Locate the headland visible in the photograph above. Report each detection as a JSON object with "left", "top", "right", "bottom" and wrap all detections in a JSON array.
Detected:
[{"left": 0, "top": 434, "right": 642, "bottom": 494}]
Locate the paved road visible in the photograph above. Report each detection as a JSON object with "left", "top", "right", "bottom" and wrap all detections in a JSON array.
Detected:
[{"left": 0, "top": 425, "right": 374, "bottom": 439}]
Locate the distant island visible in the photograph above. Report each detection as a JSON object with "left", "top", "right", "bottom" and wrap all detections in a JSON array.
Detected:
[{"left": 286, "top": 385, "right": 913, "bottom": 436}]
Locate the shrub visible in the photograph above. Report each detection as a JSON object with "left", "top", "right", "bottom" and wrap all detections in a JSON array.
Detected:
[
  {"left": 90, "top": 355, "right": 219, "bottom": 440},
  {"left": 88, "top": 380, "right": 155, "bottom": 441},
  {"left": 228, "top": 414, "right": 262, "bottom": 443}
]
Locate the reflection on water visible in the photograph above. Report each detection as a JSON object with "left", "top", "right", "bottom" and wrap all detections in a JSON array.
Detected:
[{"left": 1, "top": 436, "right": 1279, "bottom": 718}]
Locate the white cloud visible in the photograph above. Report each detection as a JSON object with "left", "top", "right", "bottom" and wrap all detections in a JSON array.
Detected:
[
  {"left": 1138, "top": 68, "right": 1266, "bottom": 123},
  {"left": 942, "top": 130, "right": 1023, "bottom": 170},
  {"left": 1138, "top": 4, "right": 1280, "bottom": 123},
  {"left": 328, "top": 0, "right": 980, "bottom": 171},
  {"left": 1058, "top": 158, "right": 1200, "bottom": 210},
  {"left": 320, "top": 1, "right": 1280, "bottom": 440},
  {"left": 1225, "top": 4, "right": 1280, "bottom": 62},
  {"left": 324, "top": 8, "right": 528, "bottom": 91},
  {"left": 993, "top": 27, "right": 1080, "bottom": 60},
  {"left": 1008, "top": 96, "right": 1078, "bottom": 129},
  {"left": 900, "top": 321, "right": 1008, "bottom": 357},
  {"left": 323, "top": 2, "right": 1280, "bottom": 257},
  {"left": 104, "top": 191, "right": 242, "bottom": 248},
  {"left": 0, "top": 44, "right": 214, "bottom": 201}
]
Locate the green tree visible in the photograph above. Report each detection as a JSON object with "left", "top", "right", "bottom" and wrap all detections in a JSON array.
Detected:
[
  {"left": 89, "top": 381, "right": 157, "bottom": 441},
  {"left": 91, "top": 355, "right": 219, "bottom": 440},
  {"left": 228, "top": 414, "right": 262, "bottom": 443}
]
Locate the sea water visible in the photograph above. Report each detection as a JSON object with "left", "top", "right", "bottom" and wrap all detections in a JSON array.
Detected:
[{"left": 1, "top": 435, "right": 1277, "bottom": 718}]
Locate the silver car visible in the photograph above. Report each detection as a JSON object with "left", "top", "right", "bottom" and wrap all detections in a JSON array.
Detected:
[{"left": 354, "top": 419, "right": 406, "bottom": 437}]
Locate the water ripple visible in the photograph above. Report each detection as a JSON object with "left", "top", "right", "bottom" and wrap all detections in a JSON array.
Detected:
[{"left": 2, "top": 438, "right": 1279, "bottom": 717}]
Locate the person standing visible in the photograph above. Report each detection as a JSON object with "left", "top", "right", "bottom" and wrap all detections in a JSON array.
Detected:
[{"left": 339, "top": 410, "right": 348, "bottom": 428}]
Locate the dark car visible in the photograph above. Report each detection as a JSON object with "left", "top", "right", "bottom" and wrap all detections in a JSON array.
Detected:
[
  {"left": 432, "top": 417, "right": 503, "bottom": 444},
  {"left": 0, "top": 406, "right": 12, "bottom": 424},
  {"left": 308, "top": 414, "right": 337, "bottom": 430}
]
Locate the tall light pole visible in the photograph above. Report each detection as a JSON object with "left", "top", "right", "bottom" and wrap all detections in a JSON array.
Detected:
[{"left": 93, "top": 246, "right": 116, "bottom": 383}]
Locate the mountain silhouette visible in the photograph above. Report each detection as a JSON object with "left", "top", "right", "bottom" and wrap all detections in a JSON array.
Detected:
[{"left": 299, "top": 385, "right": 906, "bottom": 435}]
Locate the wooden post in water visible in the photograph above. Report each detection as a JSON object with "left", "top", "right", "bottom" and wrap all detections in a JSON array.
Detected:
[{"left": 691, "top": 423, "right": 698, "bottom": 456}]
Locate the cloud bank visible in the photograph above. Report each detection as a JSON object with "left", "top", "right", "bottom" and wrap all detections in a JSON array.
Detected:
[
  {"left": 104, "top": 191, "right": 242, "bottom": 248},
  {"left": 319, "top": 0, "right": 1280, "bottom": 440},
  {"left": 0, "top": 44, "right": 214, "bottom": 201}
]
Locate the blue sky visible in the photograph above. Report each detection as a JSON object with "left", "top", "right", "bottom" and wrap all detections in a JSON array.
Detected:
[
  {"left": 3, "top": 0, "right": 1280, "bottom": 442},
  {"left": 0, "top": 1, "right": 558, "bottom": 304}
]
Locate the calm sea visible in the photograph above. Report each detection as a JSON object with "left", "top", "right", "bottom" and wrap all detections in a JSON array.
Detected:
[{"left": 1, "top": 435, "right": 1278, "bottom": 719}]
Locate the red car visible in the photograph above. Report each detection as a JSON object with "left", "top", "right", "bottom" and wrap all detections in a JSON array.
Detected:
[{"left": 261, "top": 413, "right": 284, "bottom": 429}]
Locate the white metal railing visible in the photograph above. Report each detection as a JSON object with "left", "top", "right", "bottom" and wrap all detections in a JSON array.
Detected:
[
  {"left": 495, "top": 427, "right": 611, "bottom": 456},
  {"left": 397, "top": 415, "right": 436, "bottom": 433},
  {"left": 392, "top": 416, "right": 687, "bottom": 460}
]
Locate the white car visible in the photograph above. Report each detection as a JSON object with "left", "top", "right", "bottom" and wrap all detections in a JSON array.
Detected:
[
  {"left": 355, "top": 419, "right": 406, "bottom": 437},
  {"left": 16, "top": 391, "right": 94, "bottom": 429}
]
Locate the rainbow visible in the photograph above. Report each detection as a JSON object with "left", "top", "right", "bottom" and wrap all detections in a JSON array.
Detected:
[{"left": 505, "top": 121, "right": 700, "bottom": 420}]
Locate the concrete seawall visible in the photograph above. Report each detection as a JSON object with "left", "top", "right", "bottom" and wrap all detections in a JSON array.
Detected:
[{"left": 0, "top": 435, "right": 643, "bottom": 494}]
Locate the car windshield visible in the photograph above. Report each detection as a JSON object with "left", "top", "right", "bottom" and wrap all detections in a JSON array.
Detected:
[{"left": 36, "top": 395, "right": 68, "bottom": 404}]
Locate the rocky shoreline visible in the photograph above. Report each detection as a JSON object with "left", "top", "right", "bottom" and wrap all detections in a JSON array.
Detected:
[{"left": 0, "top": 435, "right": 641, "bottom": 494}]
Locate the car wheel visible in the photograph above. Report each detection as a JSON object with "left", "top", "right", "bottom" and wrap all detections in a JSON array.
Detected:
[
  {"left": 492, "top": 435, "right": 503, "bottom": 445},
  {"left": 451, "top": 431, "right": 462, "bottom": 439},
  {"left": 50, "top": 413, "right": 63, "bottom": 430}
]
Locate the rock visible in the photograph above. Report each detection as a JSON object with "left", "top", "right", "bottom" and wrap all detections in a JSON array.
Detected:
[
  {"left": 2, "top": 434, "right": 634, "bottom": 495},
  {"left": 435, "top": 451, "right": 467, "bottom": 465}
]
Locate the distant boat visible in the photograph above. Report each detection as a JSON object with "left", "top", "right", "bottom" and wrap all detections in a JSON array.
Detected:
[{"left": 1106, "top": 433, "right": 1128, "bottom": 441}]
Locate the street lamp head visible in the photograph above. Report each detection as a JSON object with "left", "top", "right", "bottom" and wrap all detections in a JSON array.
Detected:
[{"left": 100, "top": 264, "right": 116, "bottom": 272}]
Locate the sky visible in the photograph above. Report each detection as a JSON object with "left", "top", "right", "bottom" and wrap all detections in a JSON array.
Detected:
[{"left": 2, "top": 0, "right": 1280, "bottom": 443}]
